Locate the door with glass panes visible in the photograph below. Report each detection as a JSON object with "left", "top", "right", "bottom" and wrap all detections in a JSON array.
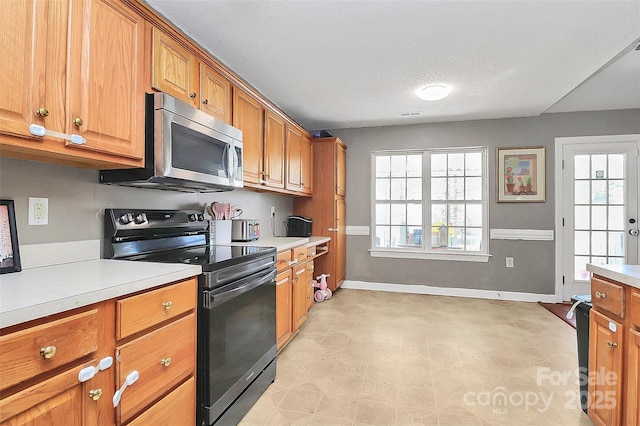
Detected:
[{"left": 561, "top": 141, "right": 639, "bottom": 300}]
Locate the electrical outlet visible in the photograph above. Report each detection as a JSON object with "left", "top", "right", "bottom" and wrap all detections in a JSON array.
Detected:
[
  {"left": 506, "top": 257, "right": 514, "bottom": 268},
  {"left": 270, "top": 206, "right": 276, "bottom": 217},
  {"left": 29, "top": 197, "right": 48, "bottom": 225}
]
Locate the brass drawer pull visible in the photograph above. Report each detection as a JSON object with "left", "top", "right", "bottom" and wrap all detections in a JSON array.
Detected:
[
  {"left": 72, "top": 117, "right": 83, "bottom": 127},
  {"left": 40, "top": 345, "right": 57, "bottom": 359},
  {"left": 202, "top": 99, "right": 209, "bottom": 105},
  {"left": 190, "top": 92, "right": 197, "bottom": 98},
  {"left": 160, "top": 357, "right": 172, "bottom": 367},
  {"left": 162, "top": 301, "right": 173, "bottom": 310},
  {"left": 89, "top": 388, "right": 103, "bottom": 401},
  {"left": 36, "top": 107, "right": 49, "bottom": 117},
  {"left": 595, "top": 291, "right": 607, "bottom": 299},
  {"left": 607, "top": 341, "right": 618, "bottom": 349}
]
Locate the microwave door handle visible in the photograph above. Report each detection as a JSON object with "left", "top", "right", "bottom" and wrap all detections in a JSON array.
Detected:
[
  {"left": 222, "top": 143, "right": 231, "bottom": 181},
  {"left": 232, "top": 146, "right": 239, "bottom": 182}
]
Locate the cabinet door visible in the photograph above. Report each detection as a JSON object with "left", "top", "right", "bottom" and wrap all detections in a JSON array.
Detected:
[
  {"left": 233, "top": 87, "right": 264, "bottom": 185},
  {"left": 306, "top": 260, "right": 315, "bottom": 310},
  {"left": 264, "top": 110, "right": 285, "bottom": 189},
  {"left": 336, "top": 142, "right": 346, "bottom": 196},
  {"left": 335, "top": 198, "right": 346, "bottom": 288},
  {"left": 588, "top": 310, "right": 623, "bottom": 426},
  {"left": 68, "top": 0, "right": 145, "bottom": 167},
  {"left": 292, "top": 263, "right": 307, "bottom": 331},
  {"left": 0, "top": 0, "right": 68, "bottom": 138},
  {"left": 151, "top": 28, "right": 198, "bottom": 106},
  {"left": 286, "top": 125, "right": 303, "bottom": 191},
  {"left": 0, "top": 367, "right": 84, "bottom": 425},
  {"left": 300, "top": 134, "right": 313, "bottom": 195},
  {"left": 275, "top": 270, "right": 292, "bottom": 350},
  {"left": 200, "top": 64, "right": 231, "bottom": 124},
  {"left": 627, "top": 328, "right": 640, "bottom": 426}
]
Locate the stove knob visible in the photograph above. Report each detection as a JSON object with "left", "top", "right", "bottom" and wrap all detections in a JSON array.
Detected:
[
  {"left": 118, "top": 213, "right": 133, "bottom": 225},
  {"left": 134, "top": 213, "right": 147, "bottom": 224},
  {"left": 197, "top": 214, "right": 205, "bottom": 221},
  {"left": 188, "top": 214, "right": 197, "bottom": 222}
]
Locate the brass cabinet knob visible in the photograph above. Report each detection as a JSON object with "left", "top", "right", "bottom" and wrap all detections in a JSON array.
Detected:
[
  {"left": 160, "top": 357, "right": 172, "bottom": 367},
  {"left": 607, "top": 341, "right": 618, "bottom": 349},
  {"left": 162, "top": 301, "right": 172, "bottom": 310},
  {"left": 36, "top": 107, "right": 49, "bottom": 117},
  {"left": 190, "top": 92, "right": 197, "bottom": 98},
  {"left": 202, "top": 99, "right": 209, "bottom": 105},
  {"left": 40, "top": 345, "right": 57, "bottom": 359},
  {"left": 89, "top": 388, "right": 103, "bottom": 401},
  {"left": 595, "top": 291, "right": 606, "bottom": 299},
  {"left": 72, "top": 117, "right": 84, "bottom": 127}
]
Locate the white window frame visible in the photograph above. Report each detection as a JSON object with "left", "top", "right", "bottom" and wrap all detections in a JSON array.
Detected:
[{"left": 369, "top": 147, "right": 491, "bottom": 262}]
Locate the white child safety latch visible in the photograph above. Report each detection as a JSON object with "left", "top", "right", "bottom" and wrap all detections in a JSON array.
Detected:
[
  {"left": 566, "top": 299, "right": 584, "bottom": 320},
  {"left": 113, "top": 370, "right": 140, "bottom": 408},
  {"left": 29, "top": 124, "right": 86, "bottom": 145},
  {"left": 78, "top": 356, "right": 114, "bottom": 383}
]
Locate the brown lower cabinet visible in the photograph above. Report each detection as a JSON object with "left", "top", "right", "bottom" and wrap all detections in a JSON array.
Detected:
[
  {"left": 588, "top": 275, "right": 640, "bottom": 426},
  {"left": 0, "top": 277, "right": 198, "bottom": 425},
  {"left": 275, "top": 241, "right": 329, "bottom": 351}
]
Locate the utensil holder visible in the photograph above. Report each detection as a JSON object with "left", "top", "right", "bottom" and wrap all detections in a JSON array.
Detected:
[{"left": 213, "top": 220, "right": 232, "bottom": 244}]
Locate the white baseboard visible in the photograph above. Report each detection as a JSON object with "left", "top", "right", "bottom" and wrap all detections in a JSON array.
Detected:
[{"left": 341, "top": 280, "right": 557, "bottom": 303}]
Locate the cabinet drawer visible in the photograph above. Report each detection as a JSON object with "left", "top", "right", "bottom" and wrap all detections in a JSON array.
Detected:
[
  {"left": 0, "top": 309, "right": 98, "bottom": 391},
  {"left": 116, "top": 313, "right": 196, "bottom": 424},
  {"left": 592, "top": 276, "right": 625, "bottom": 318},
  {"left": 127, "top": 377, "right": 195, "bottom": 426},
  {"left": 117, "top": 278, "right": 196, "bottom": 340},
  {"left": 276, "top": 250, "right": 292, "bottom": 272},
  {"left": 292, "top": 245, "right": 308, "bottom": 263},
  {"left": 631, "top": 290, "right": 640, "bottom": 328}
]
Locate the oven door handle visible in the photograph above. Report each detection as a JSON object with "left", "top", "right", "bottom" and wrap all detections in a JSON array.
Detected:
[{"left": 203, "top": 269, "right": 276, "bottom": 309}]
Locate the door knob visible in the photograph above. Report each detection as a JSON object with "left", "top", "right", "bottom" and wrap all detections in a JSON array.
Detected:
[
  {"left": 629, "top": 229, "right": 639, "bottom": 236},
  {"left": 36, "top": 107, "right": 49, "bottom": 117},
  {"left": 72, "top": 117, "right": 84, "bottom": 127}
]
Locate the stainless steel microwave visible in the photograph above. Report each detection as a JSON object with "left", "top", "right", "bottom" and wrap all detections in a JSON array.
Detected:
[{"left": 100, "top": 92, "right": 243, "bottom": 192}]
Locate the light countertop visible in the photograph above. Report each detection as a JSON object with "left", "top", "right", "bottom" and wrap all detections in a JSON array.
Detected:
[
  {"left": 586, "top": 263, "right": 640, "bottom": 290},
  {"left": 228, "top": 236, "right": 330, "bottom": 252},
  {"left": 0, "top": 260, "right": 201, "bottom": 328}
]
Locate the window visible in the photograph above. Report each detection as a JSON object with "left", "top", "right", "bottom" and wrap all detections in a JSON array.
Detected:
[{"left": 371, "top": 147, "right": 489, "bottom": 262}]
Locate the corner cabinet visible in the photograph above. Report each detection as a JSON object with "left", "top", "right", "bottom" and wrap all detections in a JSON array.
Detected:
[
  {"left": 588, "top": 275, "right": 640, "bottom": 426},
  {"left": 0, "top": 0, "right": 146, "bottom": 169},
  {"left": 294, "top": 137, "right": 347, "bottom": 291}
]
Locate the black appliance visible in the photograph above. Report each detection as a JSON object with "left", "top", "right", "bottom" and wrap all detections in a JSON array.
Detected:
[
  {"left": 104, "top": 209, "right": 276, "bottom": 425},
  {"left": 287, "top": 215, "right": 312, "bottom": 237},
  {"left": 100, "top": 93, "right": 244, "bottom": 192},
  {"left": 570, "top": 294, "right": 592, "bottom": 414}
]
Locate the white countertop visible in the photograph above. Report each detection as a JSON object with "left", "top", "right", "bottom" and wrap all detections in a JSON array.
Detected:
[
  {"left": 0, "top": 260, "right": 201, "bottom": 328},
  {"left": 586, "top": 263, "right": 640, "bottom": 290},
  {"left": 229, "top": 236, "right": 330, "bottom": 252}
]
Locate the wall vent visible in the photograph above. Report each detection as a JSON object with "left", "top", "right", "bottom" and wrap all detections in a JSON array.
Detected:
[{"left": 400, "top": 112, "right": 422, "bottom": 117}]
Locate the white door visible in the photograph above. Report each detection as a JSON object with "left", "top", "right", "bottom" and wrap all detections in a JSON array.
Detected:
[{"left": 560, "top": 139, "right": 639, "bottom": 301}]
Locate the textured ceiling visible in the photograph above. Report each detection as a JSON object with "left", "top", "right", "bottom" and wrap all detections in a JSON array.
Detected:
[{"left": 145, "top": 0, "right": 640, "bottom": 131}]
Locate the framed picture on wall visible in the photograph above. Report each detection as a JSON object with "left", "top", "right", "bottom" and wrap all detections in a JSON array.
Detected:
[
  {"left": 497, "top": 147, "right": 546, "bottom": 202},
  {"left": 1, "top": 199, "right": 22, "bottom": 274}
]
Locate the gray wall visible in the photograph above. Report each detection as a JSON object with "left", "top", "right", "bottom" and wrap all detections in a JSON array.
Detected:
[
  {"left": 332, "top": 109, "right": 640, "bottom": 295},
  {"left": 0, "top": 157, "right": 293, "bottom": 248}
]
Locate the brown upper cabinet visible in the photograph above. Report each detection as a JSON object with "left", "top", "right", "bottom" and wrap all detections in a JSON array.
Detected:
[
  {"left": 0, "top": 0, "right": 146, "bottom": 169},
  {"left": 285, "top": 125, "right": 313, "bottom": 195},
  {"left": 151, "top": 28, "right": 232, "bottom": 124},
  {"left": 233, "top": 86, "right": 287, "bottom": 191}
]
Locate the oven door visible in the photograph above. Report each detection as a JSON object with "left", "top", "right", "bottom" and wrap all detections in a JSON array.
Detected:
[{"left": 198, "top": 267, "right": 276, "bottom": 424}]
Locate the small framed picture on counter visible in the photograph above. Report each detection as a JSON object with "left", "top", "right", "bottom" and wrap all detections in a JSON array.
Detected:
[{"left": 1, "top": 199, "right": 22, "bottom": 274}]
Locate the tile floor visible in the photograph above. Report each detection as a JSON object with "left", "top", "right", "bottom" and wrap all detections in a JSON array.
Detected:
[{"left": 239, "top": 289, "right": 594, "bottom": 425}]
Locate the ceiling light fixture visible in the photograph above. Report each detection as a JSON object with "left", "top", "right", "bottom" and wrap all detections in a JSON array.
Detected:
[{"left": 418, "top": 85, "right": 450, "bottom": 101}]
